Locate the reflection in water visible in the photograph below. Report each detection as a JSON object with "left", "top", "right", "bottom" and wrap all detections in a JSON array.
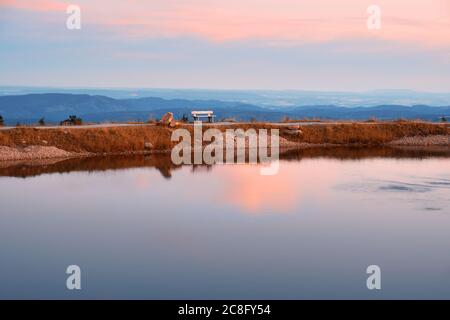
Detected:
[
  {"left": 1, "top": 146, "right": 449, "bottom": 179},
  {"left": 0, "top": 146, "right": 449, "bottom": 299}
]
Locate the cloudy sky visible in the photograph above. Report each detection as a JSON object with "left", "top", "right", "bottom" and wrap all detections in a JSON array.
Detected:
[{"left": 0, "top": 0, "right": 449, "bottom": 91}]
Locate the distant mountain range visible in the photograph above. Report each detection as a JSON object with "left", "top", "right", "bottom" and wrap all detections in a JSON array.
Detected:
[
  {"left": 2, "top": 87, "right": 450, "bottom": 107},
  {"left": 0, "top": 93, "right": 449, "bottom": 124}
]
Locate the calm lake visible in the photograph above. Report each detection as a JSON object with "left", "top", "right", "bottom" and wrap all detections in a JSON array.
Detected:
[{"left": 0, "top": 147, "right": 449, "bottom": 299}]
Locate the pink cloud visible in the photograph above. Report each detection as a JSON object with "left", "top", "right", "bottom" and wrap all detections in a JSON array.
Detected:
[
  {"left": 96, "top": 0, "right": 450, "bottom": 46},
  {"left": 2, "top": 0, "right": 449, "bottom": 46},
  {"left": 0, "top": 0, "right": 67, "bottom": 11}
]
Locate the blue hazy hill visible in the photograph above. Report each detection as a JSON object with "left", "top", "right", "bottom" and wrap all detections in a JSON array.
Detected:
[{"left": 0, "top": 93, "right": 449, "bottom": 124}]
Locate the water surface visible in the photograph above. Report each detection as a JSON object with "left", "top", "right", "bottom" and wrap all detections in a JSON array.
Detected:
[{"left": 0, "top": 147, "right": 449, "bottom": 299}]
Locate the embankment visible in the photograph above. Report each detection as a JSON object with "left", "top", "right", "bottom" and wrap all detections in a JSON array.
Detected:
[{"left": 0, "top": 122, "right": 448, "bottom": 161}]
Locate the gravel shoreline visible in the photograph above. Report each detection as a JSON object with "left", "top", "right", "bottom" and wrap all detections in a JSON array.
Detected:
[
  {"left": 388, "top": 135, "right": 449, "bottom": 146},
  {"left": 1, "top": 134, "right": 449, "bottom": 161},
  {"left": 0, "top": 146, "right": 89, "bottom": 161}
]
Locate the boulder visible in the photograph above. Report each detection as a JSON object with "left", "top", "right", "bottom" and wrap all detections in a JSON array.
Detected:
[
  {"left": 160, "top": 112, "right": 174, "bottom": 126},
  {"left": 285, "top": 129, "right": 303, "bottom": 135},
  {"left": 144, "top": 142, "right": 154, "bottom": 150}
]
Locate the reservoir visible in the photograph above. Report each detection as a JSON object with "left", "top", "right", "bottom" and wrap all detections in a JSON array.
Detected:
[{"left": 0, "top": 147, "right": 449, "bottom": 299}]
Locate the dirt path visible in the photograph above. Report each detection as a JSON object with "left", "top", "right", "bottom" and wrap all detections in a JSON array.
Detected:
[{"left": 0, "top": 123, "right": 157, "bottom": 131}]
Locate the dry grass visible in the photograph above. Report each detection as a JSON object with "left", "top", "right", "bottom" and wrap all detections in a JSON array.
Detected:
[
  {"left": 204, "top": 121, "right": 449, "bottom": 145},
  {"left": 295, "top": 122, "right": 448, "bottom": 145},
  {"left": 0, "top": 125, "right": 173, "bottom": 153},
  {"left": 0, "top": 122, "right": 448, "bottom": 154}
]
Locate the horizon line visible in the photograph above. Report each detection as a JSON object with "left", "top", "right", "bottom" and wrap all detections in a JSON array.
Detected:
[{"left": 1, "top": 85, "right": 450, "bottom": 95}]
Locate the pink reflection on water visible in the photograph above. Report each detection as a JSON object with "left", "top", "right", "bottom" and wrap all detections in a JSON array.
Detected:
[{"left": 212, "top": 160, "right": 340, "bottom": 214}]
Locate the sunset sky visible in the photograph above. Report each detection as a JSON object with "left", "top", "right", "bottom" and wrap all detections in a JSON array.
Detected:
[{"left": 0, "top": 0, "right": 449, "bottom": 91}]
